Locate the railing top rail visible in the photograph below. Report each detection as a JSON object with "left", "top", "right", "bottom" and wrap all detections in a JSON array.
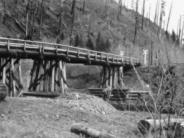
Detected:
[{"left": 0, "top": 37, "right": 139, "bottom": 62}]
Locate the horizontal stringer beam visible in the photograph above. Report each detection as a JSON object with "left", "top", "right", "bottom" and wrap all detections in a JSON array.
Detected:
[
  {"left": 28, "top": 59, "right": 67, "bottom": 94},
  {"left": 0, "top": 58, "right": 23, "bottom": 97}
]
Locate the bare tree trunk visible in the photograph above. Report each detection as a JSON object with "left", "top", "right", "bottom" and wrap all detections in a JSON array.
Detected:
[
  {"left": 57, "top": 0, "right": 64, "bottom": 43},
  {"left": 177, "top": 17, "right": 182, "bottom": 44},
  {"left": 117, "top": 0, "right": 122, "bottom": 20},
  {"left": 25, "top": 0, "right": 38, "bottom": 40},
  {"left": 25, "top": 0, "right": 30, "bottom": 39},
  {"left": 104, "top": 0, "right": 110, "bottom": 18},
  {"left": 158, "top": 0, "right": 165, "bottom": 38},
  {"left": 82, "top": 0, "right": 86, "bottom": 14},
  {"left": 180, "top": 21, "right": 184, "bottom": 44},
  {"left": 133, "top": 0, "right": 139, "bottom": 44},
  {"left": 71, "top": 123, "right": 116, "bottom": 138},
  {"left": 131, "top": 0, "right": 135, "bottom": 10},
  {"left": 141, "top": 0, "right": 145, "bottom": 30},
  {"left": 39, "top": 0, "right": 44, "bottom": 38},
  {"left": 2, "top": 0, "right": 6, "bottom": 24},
  {"left": 166, "top": 0, "right": 173, "bottom": 32},
  {"left": 148, "top": 5, "right": 151, "bottom": 26},
  {"left": 154, "top": 0, "right": 160, "bottom": 25},
  {"left": 70, "top": 0, "right": 76, "bottom": 45}
]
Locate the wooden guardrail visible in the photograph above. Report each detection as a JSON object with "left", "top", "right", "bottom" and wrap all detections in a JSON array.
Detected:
[{"left": 0, "top": 37, "right": 140, "bottom": 66}]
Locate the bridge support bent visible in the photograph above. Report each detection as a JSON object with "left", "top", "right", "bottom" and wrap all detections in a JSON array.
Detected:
[
  {"left": 0, "top": 58, "right": 23, "bottom": 96},
  {"left": 0, "top": 58, "right": 68, "bottom": 97},
  {"left": 28, "top": 59, "right": 67, "bottom": 95},
  {"left": 101, "top": 66, "right": 124, "bottom": 89}
]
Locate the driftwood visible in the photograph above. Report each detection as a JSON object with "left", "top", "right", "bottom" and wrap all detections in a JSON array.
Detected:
[
  {"left": 22, "top": 92, "right": 60, "bottom": 98},
  {"left": 138, "top": 118, "right": 184, "bottom": 137},
  {"left": 71, "top": 123, "right": 115, "bottom": 138}
]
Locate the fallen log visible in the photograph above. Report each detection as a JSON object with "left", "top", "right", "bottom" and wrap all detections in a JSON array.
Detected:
[
  {"left": 22, "top": 92, "right": 60, "bottom": 98},
  {"left": 138, "top": 118, "right": 184, "bottom": 137},
  {"left": 71, "top": 123, "right": 115, "bottom": 138}
]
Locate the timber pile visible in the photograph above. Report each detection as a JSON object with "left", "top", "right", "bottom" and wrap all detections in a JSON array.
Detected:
[
  {"left": 138, "top": 118, "right": 184, "bottom": 137},
  {"left": 88, "top": 88, "right": 149, "bottom": 101},
  {"left": 71, "top": 123, "right": 115, "bottom": 138},
  {"left": 126, "top": 91, "right": 149, "bottom": 101},
  {"left": 88, "top": 88, "right": 127, "bottom": 101},
  {"left": 0, "top": 82, "right": 7, "bottom": 101}
]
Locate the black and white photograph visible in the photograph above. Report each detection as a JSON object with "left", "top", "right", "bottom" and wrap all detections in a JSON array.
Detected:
[{"left": 0, "top": 0, "right": 184, "bottom": 137}]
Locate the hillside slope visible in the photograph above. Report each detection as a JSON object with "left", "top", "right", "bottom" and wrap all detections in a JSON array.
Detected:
[{"left": 0, "top": 94, "right": 149, "bottom": 138}]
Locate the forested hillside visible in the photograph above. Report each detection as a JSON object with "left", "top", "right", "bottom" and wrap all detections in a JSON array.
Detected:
[{"left": 0, "top": 0, "right": 184, "bottom": 65}]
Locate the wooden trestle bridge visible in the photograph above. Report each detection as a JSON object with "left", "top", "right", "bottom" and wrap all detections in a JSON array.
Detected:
[{"left": 0, "top": 37, "right": 141, "bottom": 97}]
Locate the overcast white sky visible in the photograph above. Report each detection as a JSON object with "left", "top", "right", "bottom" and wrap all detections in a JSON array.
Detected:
[{"left": 115, "top": 0, "right": 184, "bottom": 33}]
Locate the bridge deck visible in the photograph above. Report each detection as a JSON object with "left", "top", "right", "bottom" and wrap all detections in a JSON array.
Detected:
[{"left": 0, "top": 37, "right": 140, "bottom": 66}]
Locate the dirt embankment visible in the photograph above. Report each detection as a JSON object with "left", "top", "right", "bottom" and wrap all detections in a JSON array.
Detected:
[{"left": 0, "top": 92, "right": 149, "bottom": 138}]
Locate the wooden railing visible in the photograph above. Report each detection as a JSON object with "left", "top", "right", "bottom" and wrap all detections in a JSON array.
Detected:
[{"left": 0, "top": 37, "right": 140, "bottom": 66}]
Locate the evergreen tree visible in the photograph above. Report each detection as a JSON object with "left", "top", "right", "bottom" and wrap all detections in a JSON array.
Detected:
[
  {"left": 86, "top": 36, "right": 94, "bottom": 50},
  {"left": 96, "top": 32, "right": 107, "bottom": 51},
  {"left": 78, "top": 35, "right": 84, "bottom": 48},
  {"left": 60, "top": 32, "right": 65, "bottom": 41},
  {"left": 165, "top": 31, "right": 169, "bottom": 40},
  {"left": 96, "top": 32, "right": 101, "bottom": 50},
  {"left": 82, "top": 0, "right": 86, "bottom": 14},
  {"left": 171, "top": 30, "right": 176, "bottom": 42},
  {"left": 74, "top": 34, "right": 80, "bottom": 46},
  {"left": 105, "top": 39, "right": 111, "bottom": 52},
  {"left": 117, "top": 0, "right": 122, "bottom": 20},
  {"left": 133, "top": 0, "right": 139, "bottom": 44}
]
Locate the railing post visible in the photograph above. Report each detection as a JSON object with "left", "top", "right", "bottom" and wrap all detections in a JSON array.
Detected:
[
  {"left": 143, "top": 49, "right": 149, "bottom": 67},
  {"left": 7, "top": 39, "right": 10, "bottom": 52},
  {"left": 120, "top": 51, "right": 124, "bottom": 63}
]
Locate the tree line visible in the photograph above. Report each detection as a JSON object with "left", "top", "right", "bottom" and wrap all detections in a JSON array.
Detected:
[{"left": 73, "top": 32, "right": 111, "bottom": 52}]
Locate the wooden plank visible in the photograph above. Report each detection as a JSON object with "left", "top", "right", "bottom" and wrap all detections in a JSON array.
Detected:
[
  {"left": 2, "top": 66, "right": 6, "bottom": 84},
  {"left": 51, "top": 61, "right": 55, "bottom": 92},
  {"left": 112, "top": 67, "right": 115, "bottom": 88},
  {"left": 101, "top": 67, "right": 106, "bottom": 88},
  {"left": 10, "top": 59, "right": 16, "bottom": 96},
  {"left": 18, "top": 60, "right": 23, "bottom": 91},
  {"left": 114, "top": 67, "right": 118, "bottom": 88},
  {"left": 62, "top": 61, "right": 67, "bottom": 91},
  {"left": 109, "top": 68, "right": 113, "bottom": 88},
  {"left": 59, "top": 61, "right": 64, "bottom": 94},
  {"left": 43, "top": 61, "right": 47, "bottom": 92},
  {"left": 34, "top": 61, "right": 41, "bottom": 91},
  {"left": 105, "top": 67, "right": 109, "bottom": 88},
  {"left": 54, "top": 64, "right": 58, "bottom": 92},
  {"left": 29, "top": 61, "right": 37, "bottom": 91}
]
